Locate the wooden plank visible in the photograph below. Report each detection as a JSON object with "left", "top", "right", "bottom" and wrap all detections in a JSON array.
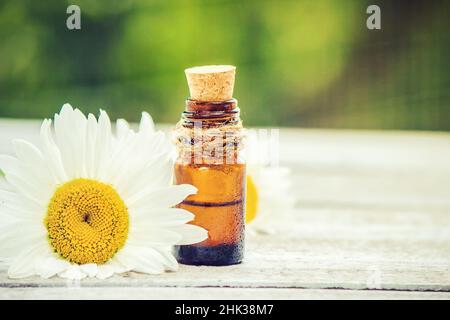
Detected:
[
  {"left": 293, "top": 170, "right": 450, "bottom": 210},
  {"left": 1, "top": 207, "right": 449, "bottom": 292},
  {"left": 0, "top": 120, "right": 450, "bottom": 297},
  {"left": 279, "top": 129, "right": 450, "bottom": 173},
  {"left": 1, "top": 287, "right": 450, "bottom": 300}
]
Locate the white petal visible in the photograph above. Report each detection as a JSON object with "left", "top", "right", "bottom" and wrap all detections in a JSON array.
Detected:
[
  {"left": 100, "top": 132, "right": 141, "bottom": 183},
  {"left": 139, "top": 112, "right": 155, "bottom": 134},
  {"left": 121, "top": 157, "right": 174, "bottom": 205},
  {"left": 0, "top": 176, "right": 14, "bottom": 191},
  {"left": 96, "top": 259, "right": 128, "bottom": 279},
  {"left": 12, "top": 139, "right": 55, "bottom": 187},
  {"left": 110, "top": 257, "right": 131, "bottom": 273},
  {"left": 54, "top": 104, "right": 88, "bottom": 178},
  {"left": 153, "top": 247, "right": 179, "bottom": 271},
  {"left": 34, "top": 255, "right": 71, "bottom": 279},
  {"left": 127, "top": 227, "right": 182, "bottom": 247},
  {"left": 40, "top": 119, "right": 68, "bottom": 183},
  {"left": 109, "top": 129, "right": 172, "bottom": 192},
  {"left": 131, "top": 208, "right": 194, "bottom": 226},
  {"left": 0, "top": 230, "right": 46, "bottom": 262},
  {"left": 0, "top": 155, "right": 51, "bottom": 206},
  {"left": 80, "top": 263, "right": 98, "bottom": 277},
  {"left": 0, "top": 188, "right": 43, "bottom": 219},
  {"left": 104, "top": 131, "right": 171, "bottom": 189},
  {"left": 53, "top": 105, "right": 74, "bottom": 178},
  {"left": 0, "top": 211, "right": 20, "bottom": 225},
  {"left": 96, "top": 264, "right": 115, "bottom": 280},
  {"left": 170, "top": 224, "right": 209, "bottom": 245},
  {"left": 85, "top": 113, "right": 98, "bottom": 178},
  {"left": 116, "top": 119, "right": 130, "bottom": 140},
  {"left": 95, "top": 110, "right": 113, "bottom": 180},
  {"left": 58, "top": 265, "right": 87, "bottom": 280},
  {"left": 0, "top": 221, "right": 46, "bottom": 258},
  {"left": 8, "top": 241, "right": 49, "bottom": 279},
  {"left": 128, "top": 184, "right": 197, "bottom": 210},
  {"left": 115, "top": 245, "right": 165, "bottom": 274}
]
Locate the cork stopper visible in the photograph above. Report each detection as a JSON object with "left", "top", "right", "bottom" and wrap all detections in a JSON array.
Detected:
[{"left": 185, "top": 65, "right": 236, "bottom": 101}]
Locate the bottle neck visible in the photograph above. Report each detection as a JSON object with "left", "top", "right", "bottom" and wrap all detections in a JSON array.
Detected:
[
  {"left": 185, "top": 98, "right": 237, "bottom": 112},
  {"left": 182, "top": 99, "right": 240, "bottom": 127},
  {"left": 175, "top": 98, "right": 244, "bottom": 165}
]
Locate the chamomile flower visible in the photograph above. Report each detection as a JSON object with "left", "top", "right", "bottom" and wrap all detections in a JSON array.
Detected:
[
  {"left": 0, "top": 104, "right": 207, "bottom": 279},
  {"left": 245, "top": 131, "right": 295, "bottom": 234},
  {"left": 246, "top": 166, "right": 295, "bottom": 234}
]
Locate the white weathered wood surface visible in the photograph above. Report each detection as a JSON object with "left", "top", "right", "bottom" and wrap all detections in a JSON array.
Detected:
[{"left": 0, "top": 119, "right": 449, "bottom": 300}]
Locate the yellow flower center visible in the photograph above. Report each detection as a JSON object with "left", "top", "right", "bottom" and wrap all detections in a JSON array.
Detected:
[
  {"left": 245, "top": 175, "right": 259, "bottom": 223},
  {"left": 45, "top": 178, "right": 129, "bottom": 265}
]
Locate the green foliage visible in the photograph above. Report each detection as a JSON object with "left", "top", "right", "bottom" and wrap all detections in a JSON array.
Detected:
[{"left": 0, "top": 0, "right": 448, "bottom": 130}]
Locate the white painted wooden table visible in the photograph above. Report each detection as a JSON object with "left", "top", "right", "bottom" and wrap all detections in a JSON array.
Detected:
[{"left": 0, "top": 119, "right": 449, "bottom": 300}]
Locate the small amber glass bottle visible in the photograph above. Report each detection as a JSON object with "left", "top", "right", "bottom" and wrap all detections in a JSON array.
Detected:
[{"left": 173, "top": 65, "right": 245, "bottom": 266}]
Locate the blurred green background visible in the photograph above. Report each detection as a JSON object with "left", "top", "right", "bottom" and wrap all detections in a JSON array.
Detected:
[{"left": 0, "top": 0, "right": 448, "bottom": 130}]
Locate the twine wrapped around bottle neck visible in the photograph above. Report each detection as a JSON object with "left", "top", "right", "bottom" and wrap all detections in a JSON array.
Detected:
[{"left": 173, "top": 119, "right": 244, "bottom": 165}]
